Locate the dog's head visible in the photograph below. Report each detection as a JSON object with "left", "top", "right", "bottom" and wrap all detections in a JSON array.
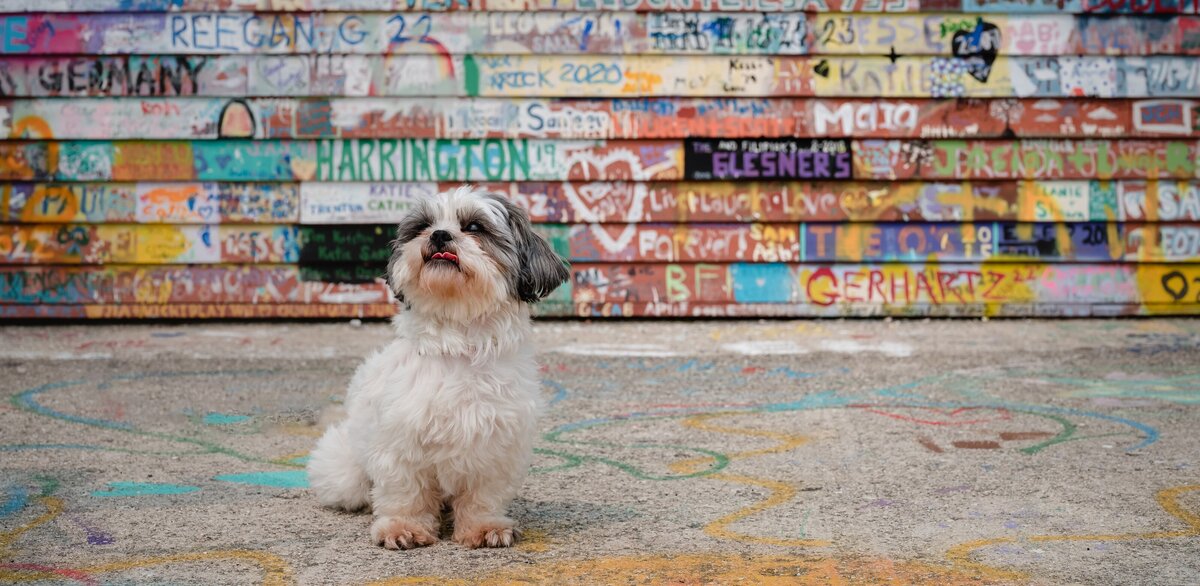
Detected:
[{"left": 386, "top": 185, "right": 569, "bottom": 319}]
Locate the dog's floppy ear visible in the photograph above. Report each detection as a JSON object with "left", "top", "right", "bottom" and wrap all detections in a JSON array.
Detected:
[
  {"left": 487, "top": 193, "right": 570, "bottom": 303},
  {"left": 384, "top": 237, "right": 405, "bottom": 303}
]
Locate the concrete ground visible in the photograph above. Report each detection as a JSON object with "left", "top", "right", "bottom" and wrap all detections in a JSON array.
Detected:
[{"left": 1, "top": 319, "right": 1198, "bottom": 585}]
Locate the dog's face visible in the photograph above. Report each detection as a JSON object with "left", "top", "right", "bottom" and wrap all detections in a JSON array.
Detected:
[{"left": 386, "top": 186, "right": 569, "bottom": 318}]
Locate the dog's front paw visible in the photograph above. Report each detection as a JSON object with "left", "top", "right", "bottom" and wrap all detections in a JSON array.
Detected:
[
  {"left": 454, "top": 524, "right": 520, "bottom": 548},
  {"left": 371, "top": 516, "right": 438, "bottom": 550}
]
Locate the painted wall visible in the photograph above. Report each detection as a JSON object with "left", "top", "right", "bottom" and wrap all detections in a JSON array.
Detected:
[{"left": 1, "top": 3, "right": 1198, "bottom": 318}]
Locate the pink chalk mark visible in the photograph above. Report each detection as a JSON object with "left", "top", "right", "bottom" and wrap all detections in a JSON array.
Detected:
[{"left": 0, "top": 563, "right": 98, "bottom": 585}]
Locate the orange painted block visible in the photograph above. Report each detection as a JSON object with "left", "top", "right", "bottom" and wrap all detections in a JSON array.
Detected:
[{"left": 112, "top": 143, "right": 196, "bottom": 181}]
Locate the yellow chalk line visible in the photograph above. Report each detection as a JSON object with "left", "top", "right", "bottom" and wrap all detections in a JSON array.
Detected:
[
  {"left": 946, "top": 484, "right": 1200, "bottom": 581},
  {"left": 1, "top": 550, "right": 293, "bottom": 586},
  {"left": 0, "top": 497, "right": 62, "bottom": 553},
  {"left": 81, "top": 552, "right": 293, "bottom": 586},
  {"left": 670, "top": 412, "right": 830, "bottom": 548},
  {"left": 0, "top": 496, "right": 292, "bottom": 586},
  {"left": 702, "top": 473, "right": 830, "bottom": 548},
  {"left": 270, "top": 450, "right": 312, "bottom": 466}
]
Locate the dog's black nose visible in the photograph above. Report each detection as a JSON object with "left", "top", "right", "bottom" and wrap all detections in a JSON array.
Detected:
[{"left": 430, "top": 230, "right": 453, "bottom": 248}]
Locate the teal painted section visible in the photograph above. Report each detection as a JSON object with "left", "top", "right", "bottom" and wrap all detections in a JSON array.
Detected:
[{"left": 214, "top": 471, "right": 309, "bottom": 488}]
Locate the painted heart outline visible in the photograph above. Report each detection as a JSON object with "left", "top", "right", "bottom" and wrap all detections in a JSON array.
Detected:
[{"left": 952, "top": 18, "right": 1002, "bottom": 83}]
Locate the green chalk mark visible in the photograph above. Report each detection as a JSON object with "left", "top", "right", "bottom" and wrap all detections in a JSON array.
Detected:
[
  {"left": 1016, "top": 412, "right": 1078, "bottom": 455},
  {"left": 531, "top": 448, "right": 583, "bottom": 475}
]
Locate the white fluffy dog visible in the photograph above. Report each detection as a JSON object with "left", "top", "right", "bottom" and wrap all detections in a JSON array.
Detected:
[{"left": 307, "top": 185, "right": 569, "bottom": 549}]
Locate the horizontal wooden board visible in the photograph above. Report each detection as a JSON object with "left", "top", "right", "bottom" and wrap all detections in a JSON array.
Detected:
[
  {"left": 0, "top": 139, "right": 685, "bottom": 182},
  {"left": 852, "top": 140, "right": 1200, "bottom": 180},
  {"left": 0, "top": 265, "right": 391, "bottom": 305},
  {"left": 0, "top": 303, "right": 397, "bottom": 319},
  {"left": 1, "top": 0, "right": 1197, "bottom": 15},
  {"left": 0, "top": 182, "right": 299, "bottom": 223},
  {"left": 465, "top": 55, "right": 1200, "bottom": 98},
  {"left": 12, "top": 221, "right": 1197, "bottom": 264},
  {"left": 1, "top": 55, "right": 1197, "bottom": 98},
  {"left": 7, "top": 180, "right": 1199, "bottom": 225},
  {"left": 299, "top": 180, "right": 1200, "bottom": 224},
  {"left": 569, "top": 262, "right": 1200, "bottom": 306},
  {"left": 8, "top": 98, "right": 1198, "bottom": 140},
  {"left": 0, "top": 13, "right": 1194, "bottom": 56},
  {"left": 566, "top": 222, "right": 1200, "bottom": 262},
  {"left": 2, "top": 139, "right": 1198, "bottom": 181},
  {"left": 0, "top": 224, "right": 301, "bottom": 264},
  {"left": 4, "top": 263, "right": 1198, "bottom": 311}
]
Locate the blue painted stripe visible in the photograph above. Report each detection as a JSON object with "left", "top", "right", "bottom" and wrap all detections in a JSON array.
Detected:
[{"left": 12, "top": 381, "right": 134, "bottom": 430}]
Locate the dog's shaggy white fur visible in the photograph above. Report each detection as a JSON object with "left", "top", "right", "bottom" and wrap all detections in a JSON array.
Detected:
[{"left": 307, "top": 185, "right": 569, "bottom": 549}]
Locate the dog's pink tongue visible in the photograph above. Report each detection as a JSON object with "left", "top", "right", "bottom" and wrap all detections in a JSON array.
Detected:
[{"left": 433, "top": 252, "right": 459, "bottom": 263}]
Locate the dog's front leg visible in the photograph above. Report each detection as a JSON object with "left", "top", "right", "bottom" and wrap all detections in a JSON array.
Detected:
[
  {"left": 450, "top": 477, "right": 521, "bottom": 549},
  {"left": 368, "top": 468, "right": 441, "bottom": 550}
]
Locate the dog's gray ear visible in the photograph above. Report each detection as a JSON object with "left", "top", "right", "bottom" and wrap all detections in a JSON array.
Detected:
[
  {"left": 518, "top": 226, "right": 571, "bottom": 303},
  {"left": 488, "top": 194, "right": 570, "bottom": 303},
  {"left": 384, "top": 239, "right": 404, "bottom": 303}
]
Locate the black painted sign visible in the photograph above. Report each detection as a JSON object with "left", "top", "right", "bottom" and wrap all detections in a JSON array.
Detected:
[
  {"left": 684, "top": 138, "right": 853, "bottom": 180},
  {"left": 298, "top": 225, "right": 393, "bottom": 264}
]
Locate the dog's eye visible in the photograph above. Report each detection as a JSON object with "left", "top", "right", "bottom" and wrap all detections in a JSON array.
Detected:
[{"left": 462, "top": 222, "right": 484, "bottom": 234}]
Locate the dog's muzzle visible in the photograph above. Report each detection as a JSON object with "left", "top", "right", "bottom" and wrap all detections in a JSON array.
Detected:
[{"left": 425, "top": 230, "right": 461, "bottom": 266}]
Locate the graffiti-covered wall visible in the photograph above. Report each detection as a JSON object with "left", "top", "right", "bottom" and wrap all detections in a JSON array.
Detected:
[{"left": 1, "top": 1, "right": 1198, "bottom": 319}]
